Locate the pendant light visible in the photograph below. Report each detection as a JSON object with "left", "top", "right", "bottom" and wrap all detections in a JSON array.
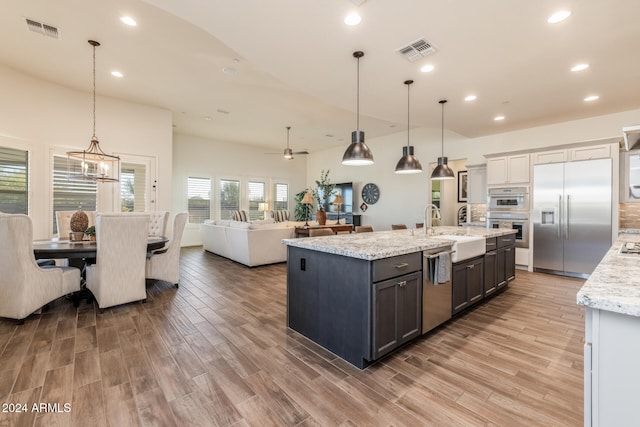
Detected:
[
  {"left": 67, "top": 40, "right": 120, "bottom": 183},
  {"left": 430, "top": 99, "right": 455, "bottom": 180},
  {"left": 342, "top": 51, "right": 374, "bottom": 166},
  {"left": 395, "top": 80, "right": 423, "bottom": 174}
]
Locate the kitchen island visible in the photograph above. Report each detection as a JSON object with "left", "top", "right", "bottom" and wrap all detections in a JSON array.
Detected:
[
  {"left": 283, "top": 226, "right": 517, "bottom": 369},
  {"left": 577, "top": 232, "right": 640, "bottom": 427}
]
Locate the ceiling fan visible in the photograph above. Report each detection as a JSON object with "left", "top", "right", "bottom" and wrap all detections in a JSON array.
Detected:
[{"left": 266, "top": 126, "right": 309, "bottom": 159}]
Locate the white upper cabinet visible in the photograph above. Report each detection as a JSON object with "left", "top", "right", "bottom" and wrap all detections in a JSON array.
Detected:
[
  {"left": 467, "top": 164, "right": 487, "bottom": 204},
  {"left": 569, "top": 144, "right": 611, "bottom": 161},
  {"left": 533, "top": 150, "right": 567, "bottom": 165},
  {"left": 487, "top": 154, "right": 530, "bottom": 186}
]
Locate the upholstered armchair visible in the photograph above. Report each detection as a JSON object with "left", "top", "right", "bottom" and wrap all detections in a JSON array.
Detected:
[
  {"left": 146, "top": 212, "right": 187, "bottom": 287},
  {"left": 147, "top": 211, "right": 169, "bottom": 237},
  {"left": 0, "top": 214, "right": 81, "bottom": 323},
  {"left": 86, "top": 214, "right": 149, "bottom": 309}
]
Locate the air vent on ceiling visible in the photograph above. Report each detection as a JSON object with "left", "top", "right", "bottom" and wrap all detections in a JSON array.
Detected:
[
  {"left": 396, "top": 38, "right": 436, "bottom": 62},
  {"left": 25, "top": 18, "right": 60, "bottom": 39}
]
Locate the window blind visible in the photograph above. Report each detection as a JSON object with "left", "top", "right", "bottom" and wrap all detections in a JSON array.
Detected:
[
  {"left": 52, "top": 155, "right": 97, "bottom": 234},
  {"left": 248, "top": 181, "right": 265, "bottom": 220},
  {"left": 0, "top": 146, "right": 28, "bottom": 214},
  {"left": 187, "top": 177, "right": 211, "bottom": 224},
  {"left": 220, "top": 179, "right": 240, "bottom": 220},
  {"left": 274, "top": 183, "right": 288, "bottom": 211}
]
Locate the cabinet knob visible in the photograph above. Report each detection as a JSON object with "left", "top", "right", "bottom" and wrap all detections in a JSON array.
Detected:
[
  {"left": 394, "top": 263, "right": 409, "bottom": 269},
  {"left": 397, "top": 280, "right": 407, "bottom": 287},
  {"left": 467, "top": 264, "right": 474, "bottom": 269}
]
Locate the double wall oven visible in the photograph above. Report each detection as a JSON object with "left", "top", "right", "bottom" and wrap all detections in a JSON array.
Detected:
[{"left": 486, "top": 187, "right": 529, "bottom": 248}]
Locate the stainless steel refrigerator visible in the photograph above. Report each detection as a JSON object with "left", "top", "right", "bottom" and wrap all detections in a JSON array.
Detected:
[{"left": 533, "top": 158, "right": 612, "bottom": 278}]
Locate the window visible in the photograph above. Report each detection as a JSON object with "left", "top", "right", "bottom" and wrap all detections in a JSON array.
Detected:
[
  {"left": 273, "top": 183, "right": 289, "bottom": 211},
  {"left": 187, "top": 177, "right": 211, "bottom": 223},
  {"left": 220, "top": 179, "right": 240, "bottom": 220},
  {"left": 248, "top": 181, "right": 265, "bottom": 220},
  {"left": 120, "top": 162, "right": 147, "bottom": 212},
  {"left": 0, "top": 146, "right": 28, "bottom": 214},
  {"left": 52, "top": 155, "right": 97, "bottom": 234}
]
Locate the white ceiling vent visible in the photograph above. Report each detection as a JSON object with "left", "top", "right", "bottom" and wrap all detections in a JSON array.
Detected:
[
  {"left": 25, "top": 18, "right": 60, "bottom": 39},
  {"left": 396, "top": 38, "right": 436, "bottom": 62}
]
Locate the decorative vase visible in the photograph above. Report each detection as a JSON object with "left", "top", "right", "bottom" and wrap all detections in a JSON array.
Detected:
[{"left": 316, "top": 207, "right": 327, "bottom": 225}]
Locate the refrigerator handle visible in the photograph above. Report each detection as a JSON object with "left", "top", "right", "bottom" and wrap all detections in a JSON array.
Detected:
[
  {"left": 566, "top": 194, "right": 571, "bottom": 240},
  {"left": 558, "top": 195, "right": 562, "bottom": 239}
]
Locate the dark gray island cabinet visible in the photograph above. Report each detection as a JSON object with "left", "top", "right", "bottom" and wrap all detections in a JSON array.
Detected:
[{"left": 287, "top": 246, "right": 426, "bottom": 369}]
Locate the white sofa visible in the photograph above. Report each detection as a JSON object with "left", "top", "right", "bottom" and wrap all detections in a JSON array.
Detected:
[{"left": 201, "top": 219, "right": 302, "bottom": 267}]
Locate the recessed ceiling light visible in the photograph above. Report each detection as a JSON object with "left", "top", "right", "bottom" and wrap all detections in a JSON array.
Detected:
[
  {"left": 494, "top": 115, "right": 505, "bottom": 121},
  {"left": 120, "top": 16, "right": 137, "bottom": 26},
  {"left": 571, "top": 63, "right": 589, "bottom": 72},
  {"left": 548, "top": 10, "right": 571, "bottom": 24},
  {"left": 464, "top": 95, "right": 477, "bottom": 102},
  {"left": 584, "top": 95, "right": 599, "bottom": 102},
  {"left": 222, "top": 67, "right": 237, "bottom": 76},
  {"left": 344, "top": 12, "right": 361, "bottom": 26},
  {"left": 111, "top": 71, "right": 123, "bottom": 78},
  {"left": 420, "top": 64, "right": 435, "bottom": 73},
  {"left": 204, "top": 116, "right": 212, "bottom": 121}
]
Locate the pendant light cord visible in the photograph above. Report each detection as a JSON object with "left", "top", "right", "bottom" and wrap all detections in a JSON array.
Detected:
[
  {"left": 91, "top": 42, "right": 97, "bottom": 140},
  {"left": 407, "top": 82, "right": 410, "bottom": 148},
  {"left": 440, "top": 100, "right": 447, "bottom": 157},
  {"left": 356, "top": 56, "right": 360, "bottom": 131}
]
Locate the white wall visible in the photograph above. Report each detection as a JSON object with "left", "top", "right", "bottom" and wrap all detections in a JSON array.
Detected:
[
  {"left": 0, "top": 64, "right": 173, "bottom": 239},
  {"left": 172, "top": 133, "right": 307, "bottom": 246},
  {"left": 306, "top": 108, "right": 640, "bottom": 231}
]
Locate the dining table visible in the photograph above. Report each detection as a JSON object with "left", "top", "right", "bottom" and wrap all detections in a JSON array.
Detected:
[{"left": 32, "top": 236, "right": 169, "bottom": 260}]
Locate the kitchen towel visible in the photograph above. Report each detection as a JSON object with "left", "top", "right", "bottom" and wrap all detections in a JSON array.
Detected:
[{"left": 435, "top": 251, "right": 451, "bottom": 284}]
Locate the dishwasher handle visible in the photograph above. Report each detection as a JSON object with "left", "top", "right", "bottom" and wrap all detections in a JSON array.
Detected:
[{"left": 424, "top": 250, "right": 455, "bottom": 260}]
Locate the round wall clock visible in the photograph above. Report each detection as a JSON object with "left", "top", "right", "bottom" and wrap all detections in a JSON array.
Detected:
[{"left": 361, "top": 183, "right": 380, "bottom": 205}]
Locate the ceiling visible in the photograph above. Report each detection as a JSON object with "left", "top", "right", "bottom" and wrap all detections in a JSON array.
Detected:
[{"left": 1, "top": 0, "right": 639, "bottom": 154}]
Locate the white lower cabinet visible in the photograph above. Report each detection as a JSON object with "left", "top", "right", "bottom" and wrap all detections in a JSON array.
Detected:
[{"left": 584, "top": 307, "right": 640, "bottom": 426}]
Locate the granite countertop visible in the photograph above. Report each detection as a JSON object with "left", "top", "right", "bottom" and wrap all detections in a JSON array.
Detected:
[
  {"left": 577, "top": 234, "right": 640, "bottom": 317},
  {"left": 282, "top": 226, "right": 516, "bottom": 261}
]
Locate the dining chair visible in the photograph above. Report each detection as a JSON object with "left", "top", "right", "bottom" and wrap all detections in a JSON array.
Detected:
[
  {"left": 86, "top": 213, "right": 149, "bottom": 309},
  {"left": 309, "top": 228, "right": 334, "bottom": 237},
  {"left": 146, "top": 212, "right": 188, "bottom": 287},
  {"left": 355, "top": 225, "right": 374, "bottom": 233},
  {"left": 391, "top": 224, "right": 407, "bottom": 230},
  {"left": 147, "top": 211, "right": 170, "bottom": 237},
  {"left": 0, "top": 214, "right": 81, "bottom": 324}
]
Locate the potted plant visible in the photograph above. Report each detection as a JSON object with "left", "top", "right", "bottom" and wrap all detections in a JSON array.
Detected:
[
  {"left": 85, "top": 225, "right": 96, "bottom": 241},
  {"left": 311, "top": 169, "right": 336, "bottom": 225}
]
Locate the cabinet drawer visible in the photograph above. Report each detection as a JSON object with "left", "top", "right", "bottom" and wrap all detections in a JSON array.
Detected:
[
  {"left": 497, "top": 234, "right": 515, "bottom": 248},
  {"left": 486, "top": 237, "right": 497, "bottom": 251},
  {"left": 372, "top": 252, "right": 421, "bottom": 282}
]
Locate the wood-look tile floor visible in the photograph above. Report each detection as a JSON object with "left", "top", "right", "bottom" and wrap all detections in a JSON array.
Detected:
[{"left": 0, "top": 247, "right": 585, "bottom": 426}]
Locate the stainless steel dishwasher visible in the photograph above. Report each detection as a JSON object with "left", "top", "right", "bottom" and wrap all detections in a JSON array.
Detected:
[{"left": 422, "top": 247, "right": 453, "bottom": 334}]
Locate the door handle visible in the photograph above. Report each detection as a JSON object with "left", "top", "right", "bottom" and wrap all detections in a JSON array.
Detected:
[
  {"left": 397, "top": 280, "right": 407, "bottom": 287},
  {"left": 467, "top": 264, "right": 474, "bottom": 269}
]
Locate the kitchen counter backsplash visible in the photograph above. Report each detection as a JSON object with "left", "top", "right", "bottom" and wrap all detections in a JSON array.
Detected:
[
  {"left": 469, "top": 204, "right": 487, "bottom": 222},
  {"left": 619, "top": 203, "right": 640, "bottom": 229}
]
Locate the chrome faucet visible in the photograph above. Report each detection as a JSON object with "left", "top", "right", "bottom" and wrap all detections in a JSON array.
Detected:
[{"left": 423, "top": 204, "right": 441, "bottom": 234}]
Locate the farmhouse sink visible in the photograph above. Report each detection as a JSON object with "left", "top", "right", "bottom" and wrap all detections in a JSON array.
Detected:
[{"left": 431, "top": 234, "right": 486, "bottom": 263}]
